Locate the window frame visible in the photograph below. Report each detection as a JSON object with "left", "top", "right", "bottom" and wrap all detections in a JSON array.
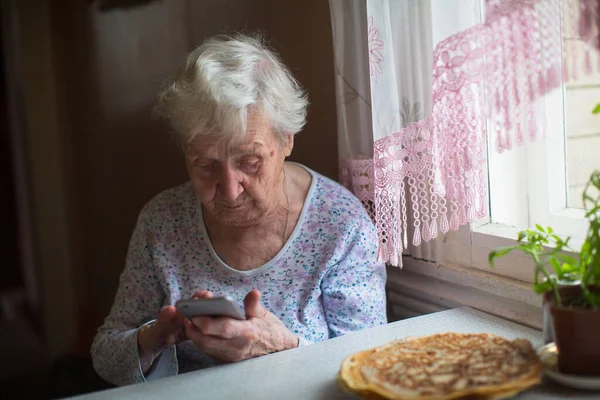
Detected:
[
  {"left": 392, "top": 0, "right": 596, "bottom": 327},
  {"left": 445, "top": 85, "right": 588, "bottom": 283},
  {"left": 526, "top": 87, "right": 589, "bottom": 241}
]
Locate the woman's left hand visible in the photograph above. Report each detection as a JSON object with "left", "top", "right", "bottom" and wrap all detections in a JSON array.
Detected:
[{"left": 184, "top": 289, "right": 299, "bottom": 363}]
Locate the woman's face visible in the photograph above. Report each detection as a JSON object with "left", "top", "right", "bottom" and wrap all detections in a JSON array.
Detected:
[{"left": 184, "top": 112, "right": 293, "bottom": 228}]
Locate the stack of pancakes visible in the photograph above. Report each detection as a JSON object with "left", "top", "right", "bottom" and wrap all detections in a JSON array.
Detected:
[{"left": 338, "top": 332, "right": 542, "bottom": 400}]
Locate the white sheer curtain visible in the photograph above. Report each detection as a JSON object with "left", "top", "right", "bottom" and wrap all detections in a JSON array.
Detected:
[
  {"left": 331, "top": 0, "right": 484, "bottom": 265},
  {"left": 330, "top": 0, "right": 375, "bottom": 222}
]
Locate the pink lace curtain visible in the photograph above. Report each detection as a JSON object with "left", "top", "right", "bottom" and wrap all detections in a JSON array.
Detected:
[{"left": 330, "top": 0, "right": 600, "bottom": 266}]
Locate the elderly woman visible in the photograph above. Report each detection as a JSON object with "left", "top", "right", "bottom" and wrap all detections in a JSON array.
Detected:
[{"left": 91, "top": 34, "right": 387, "bottom": 386}]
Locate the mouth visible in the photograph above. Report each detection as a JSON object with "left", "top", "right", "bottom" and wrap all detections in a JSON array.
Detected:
[{"left": 218, "top": 203, "right": 245, "bottom": 210}]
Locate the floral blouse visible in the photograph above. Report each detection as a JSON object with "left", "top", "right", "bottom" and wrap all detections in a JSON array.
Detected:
[{"left": 91, "top": 164, "right": 387, "bottom": 386}]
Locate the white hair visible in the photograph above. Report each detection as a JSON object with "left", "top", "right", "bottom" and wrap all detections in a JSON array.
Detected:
[{"left": 155, "top": 34, "right": 309, "bottom": 145}]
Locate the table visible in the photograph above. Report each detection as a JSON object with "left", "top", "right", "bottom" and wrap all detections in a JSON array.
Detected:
[{"left": 70, "top": 307, "right": 598, "bottom": 399}]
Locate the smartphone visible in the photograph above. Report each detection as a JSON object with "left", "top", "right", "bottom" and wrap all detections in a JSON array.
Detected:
[{"left": 175, "top": 296, "right": 246, "bottom": 320}]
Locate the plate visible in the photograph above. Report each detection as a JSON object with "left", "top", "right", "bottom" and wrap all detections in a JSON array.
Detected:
[{"left": 538, "top": 343, "right": 600, "bottom": 391}]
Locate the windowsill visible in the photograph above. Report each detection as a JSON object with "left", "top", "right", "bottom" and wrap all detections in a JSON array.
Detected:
[
  {"left": 437, "top": 222, "right": 583, "bottom": 283},
  {"left": 472, "top": 222, "right": 526, "bottom": 244},
  {"left": 387, "top": 221, "right": 586, "bottom": 330},
  {"left": 388, "top": 259, "right": 543, "bottom": 330},
  {"left": 472, "top": 222, "right": 585, "bottom": 252}
]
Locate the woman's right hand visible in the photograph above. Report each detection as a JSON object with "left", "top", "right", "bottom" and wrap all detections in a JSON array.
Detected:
[{"left": 137, "top": 306, "right": 187, "bottom": 373}]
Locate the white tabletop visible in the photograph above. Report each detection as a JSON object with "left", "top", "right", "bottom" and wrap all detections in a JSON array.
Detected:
[{"left": 71, "top": 307, "right": 598, "bottom": 400}]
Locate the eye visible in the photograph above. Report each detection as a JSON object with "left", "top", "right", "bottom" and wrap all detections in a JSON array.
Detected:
[
  {"left": 239, "top": 157, "right": 261, "bottom": 171},
  {"left": 192, "top": 159, "right": 217, "bottom": 170}
]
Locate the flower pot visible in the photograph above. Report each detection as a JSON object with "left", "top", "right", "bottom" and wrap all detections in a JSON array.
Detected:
[{"left": 544, "top": 286, "right": 600, "bottom": 376}]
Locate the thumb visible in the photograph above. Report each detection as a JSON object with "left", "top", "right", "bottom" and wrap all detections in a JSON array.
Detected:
[
  {"left": 156, "top": 306, "right": 180, "bottom": 334},
  {"left": 244, "top": 289, "right": 267, "bottom": 319},
  {"left": 192, "top": 290, "right": 213, "bottom": 299}
]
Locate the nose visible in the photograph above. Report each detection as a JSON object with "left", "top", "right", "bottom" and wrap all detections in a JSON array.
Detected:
[{"left": 217, "top": 165, "right": 244, "bottom": 203}]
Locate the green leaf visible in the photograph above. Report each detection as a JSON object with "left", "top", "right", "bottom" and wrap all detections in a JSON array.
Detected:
[
  {"left": 561, "top": 263, "right": 575, "bottom": 273},
  {"left": 550, "top": 233, "right": 566, "bottom": 246},
  {"left": 536, "top": 224, "right": 545, "bottom": 233},
  {"left": 549, "top": 258, "right": 563, "bottom": 277},
  {"left": 520, "top": 246, "right": 537, "bottom": 257},
  {"left": 557, "top": 254, "right": 578, "bottom": 265},
  {"left": 547, "top": 226, "right": 554, "bottom": 234},
  {"left": 582, "top": 241, "right": 591, "bottom": 253},
  {"left": 488, "top": 247, "right": 516, "bottom": 266},
  {"left": 585, "top": 205, "right": 600, "bottom": 219},
  {"left": 593, "top": 103, "right": 600, "bottom": 114},
  {"left": 533, "top": 281, "right": 553, "bottom": 294}
]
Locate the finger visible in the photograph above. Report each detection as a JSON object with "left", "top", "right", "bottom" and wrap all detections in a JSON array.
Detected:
[
  {"left": 184, "top": 318, "right": 202, "bottom": 343},
  {"left": 156, "top": 306, "right": 179, "bottom": 330},
  {"left": 190, "top": 332, "right": 244, "bottom": 363},
  {"left": 175, "top": 328, "right": 187, "bottom": 344},
  {"left": 173, "top": 308, "right": 188, "bottom": 326},
  {"left": 191, "top": 316, "right": 246, "bottom": 339},
  {"left": 184, "top": 319, "right": 248, "bottom": 363},
  {"left": 157, "top": 306, "right": 189, "bottom": 342},
  {"left": 244, "top": 289, "right": 267, "bottom": 319},
  {"left": 190, "top": 315, "right": 212, "bottom": 330},
  {"left": 184, "top": 319, "right": 216, "bottom": 346},
  {"left": 192, "top": 290, "right": 214, "bottom": 299}
]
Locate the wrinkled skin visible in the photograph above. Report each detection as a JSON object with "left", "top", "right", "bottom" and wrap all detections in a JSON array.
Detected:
[{"left": 138, "top": 110, "right": 300, "bottom": 371}]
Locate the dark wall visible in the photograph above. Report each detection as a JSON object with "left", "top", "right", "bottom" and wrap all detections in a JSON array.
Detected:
[{"left": 45, "top": 0, "right": 337, "bottom": 350}]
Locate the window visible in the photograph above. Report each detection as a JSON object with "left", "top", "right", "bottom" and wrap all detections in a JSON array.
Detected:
[
  {"left": 483, "top": 28, "right": 599, "bottom": 242},
  {"left": 484, "top": 85, "right": 591, "bottom": 244},
  {"left": 388, "top": 1, "right": 599, "bottom": 328},
  {"left": 443, "top": 5, "right": 600, "bottom": 282}
]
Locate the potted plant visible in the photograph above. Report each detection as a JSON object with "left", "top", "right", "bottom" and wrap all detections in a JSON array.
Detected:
[{"left": 489, "top": 170, "right": 600, "bottom": 376}]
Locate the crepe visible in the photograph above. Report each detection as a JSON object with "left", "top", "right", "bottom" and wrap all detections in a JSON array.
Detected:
[{"left": 338, "top": 332, "right": 542, "bottom": 400}]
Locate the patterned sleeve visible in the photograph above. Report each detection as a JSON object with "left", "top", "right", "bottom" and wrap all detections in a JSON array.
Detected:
[
  {"left": 321, "top": 215, "right": 387, "bottom": 337},
  {"left": 91, "top": 208, "right": 178, "bottom": 386}
]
